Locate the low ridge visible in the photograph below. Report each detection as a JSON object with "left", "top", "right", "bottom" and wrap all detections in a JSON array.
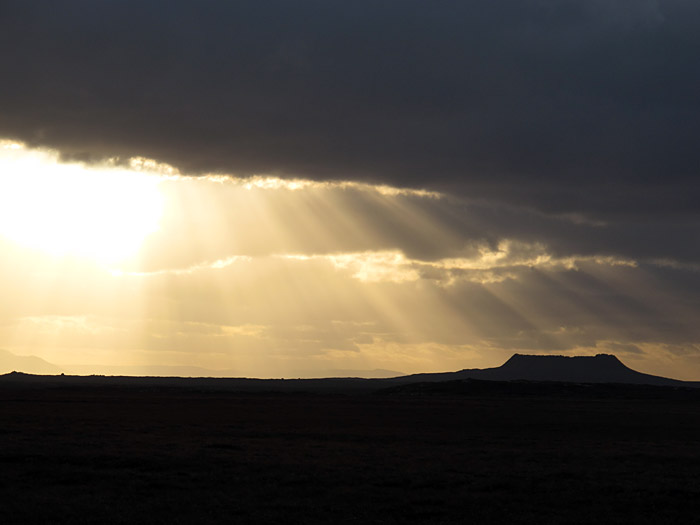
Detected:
[{"left": 1, "top": 354, "right": 697, "bottom": 392}]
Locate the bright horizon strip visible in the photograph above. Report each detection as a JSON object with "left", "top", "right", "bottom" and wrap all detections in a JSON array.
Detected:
[
  {"left": 0, "top": 139, "right": 698, "bottom": 382},
  {"left": 0, "top": 141, "right": 164, "bottom": 265}
]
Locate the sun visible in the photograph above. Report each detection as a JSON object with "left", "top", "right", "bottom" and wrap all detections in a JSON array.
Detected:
[{"left": 0, "top": 141, "right": 164, "bottom": 265}]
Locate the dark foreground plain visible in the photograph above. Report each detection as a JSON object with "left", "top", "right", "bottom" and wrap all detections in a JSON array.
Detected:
[{"left": 2, "top": 385, "right": 700, "bottom": 524}]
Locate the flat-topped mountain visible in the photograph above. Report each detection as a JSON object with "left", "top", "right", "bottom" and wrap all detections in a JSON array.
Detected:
[
  {"left": 497, "top": 354, "right": 666, "bottom": 384},
  {"left": 397, "top": 354, "right": 695, "bottom": 387}
]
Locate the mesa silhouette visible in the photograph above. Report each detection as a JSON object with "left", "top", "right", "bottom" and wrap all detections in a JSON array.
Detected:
[{"left": 394, "top": 353, "right": 696, "bottom": 386}]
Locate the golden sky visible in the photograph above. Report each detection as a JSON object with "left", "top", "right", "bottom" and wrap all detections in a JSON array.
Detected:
[{"left": 1, "top": 140, "right": 699, "bottom": 379}]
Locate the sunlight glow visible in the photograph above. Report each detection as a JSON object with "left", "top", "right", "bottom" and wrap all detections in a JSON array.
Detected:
[
  {"left": 0, "top": 143, "right": 164, "bottom": 265},
  {"left": 0, "top": 140, "right": 694, "bottom": 380}
]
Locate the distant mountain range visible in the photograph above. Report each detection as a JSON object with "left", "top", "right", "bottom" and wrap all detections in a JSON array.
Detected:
[
  {"left": 1, "top": 352, "right": 698, "bottom": 393},
  {"left": 0, "top": 349, "right": 401, "bottom": 379}
]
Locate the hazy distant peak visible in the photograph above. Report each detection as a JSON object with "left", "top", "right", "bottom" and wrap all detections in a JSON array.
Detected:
[{"left": 0, "top": 349, "right": 64, "bottom": 375}]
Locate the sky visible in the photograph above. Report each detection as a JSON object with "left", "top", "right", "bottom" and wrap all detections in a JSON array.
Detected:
[{"left": 1, "top": 1, "right": 699, "bottom": 379}]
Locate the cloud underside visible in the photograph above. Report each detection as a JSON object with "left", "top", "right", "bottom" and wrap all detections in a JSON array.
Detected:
[{"left": 2, "top": 1, "right": 700, "bottom": 216}]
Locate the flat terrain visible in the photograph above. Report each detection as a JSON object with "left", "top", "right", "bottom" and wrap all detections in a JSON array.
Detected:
[{"left": 1, "top": 386, "right": 700, "bottom": 523}]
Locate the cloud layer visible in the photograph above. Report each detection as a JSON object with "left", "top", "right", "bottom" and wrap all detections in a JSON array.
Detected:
[{"left": 3, "top": 1, "right": 700, "bottom": 215}]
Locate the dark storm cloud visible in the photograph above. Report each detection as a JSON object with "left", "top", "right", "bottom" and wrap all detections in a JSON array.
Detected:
[{"left": 2, "top": 0, "right": 700, "bottom": 215}]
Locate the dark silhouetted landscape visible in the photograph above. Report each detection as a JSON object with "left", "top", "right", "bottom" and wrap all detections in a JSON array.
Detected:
[{"left": 2, "top": 354, "right": 700, "bottom": 523}]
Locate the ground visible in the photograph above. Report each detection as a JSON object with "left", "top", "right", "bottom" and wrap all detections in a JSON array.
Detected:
[{"left": 1, "top": 386, "right": 700, "bottom": 523}]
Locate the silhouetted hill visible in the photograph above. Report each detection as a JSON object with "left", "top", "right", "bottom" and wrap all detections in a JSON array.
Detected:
[
  {"left": 0, "top": 371, "right": 377, "bottom": 393},
  {"left": 494, "top": 354, "right": 670, "bottom": 384},
  {"left": 0, "top": 354, "right": 697, "bottom": 393},
  {"left": 393, "top": 354, "right": 698, "bottom": 387}
]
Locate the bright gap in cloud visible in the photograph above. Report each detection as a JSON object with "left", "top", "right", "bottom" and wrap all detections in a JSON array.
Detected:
[{"left": 0, "top": 141, "right": 164, "bottom": 265}]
